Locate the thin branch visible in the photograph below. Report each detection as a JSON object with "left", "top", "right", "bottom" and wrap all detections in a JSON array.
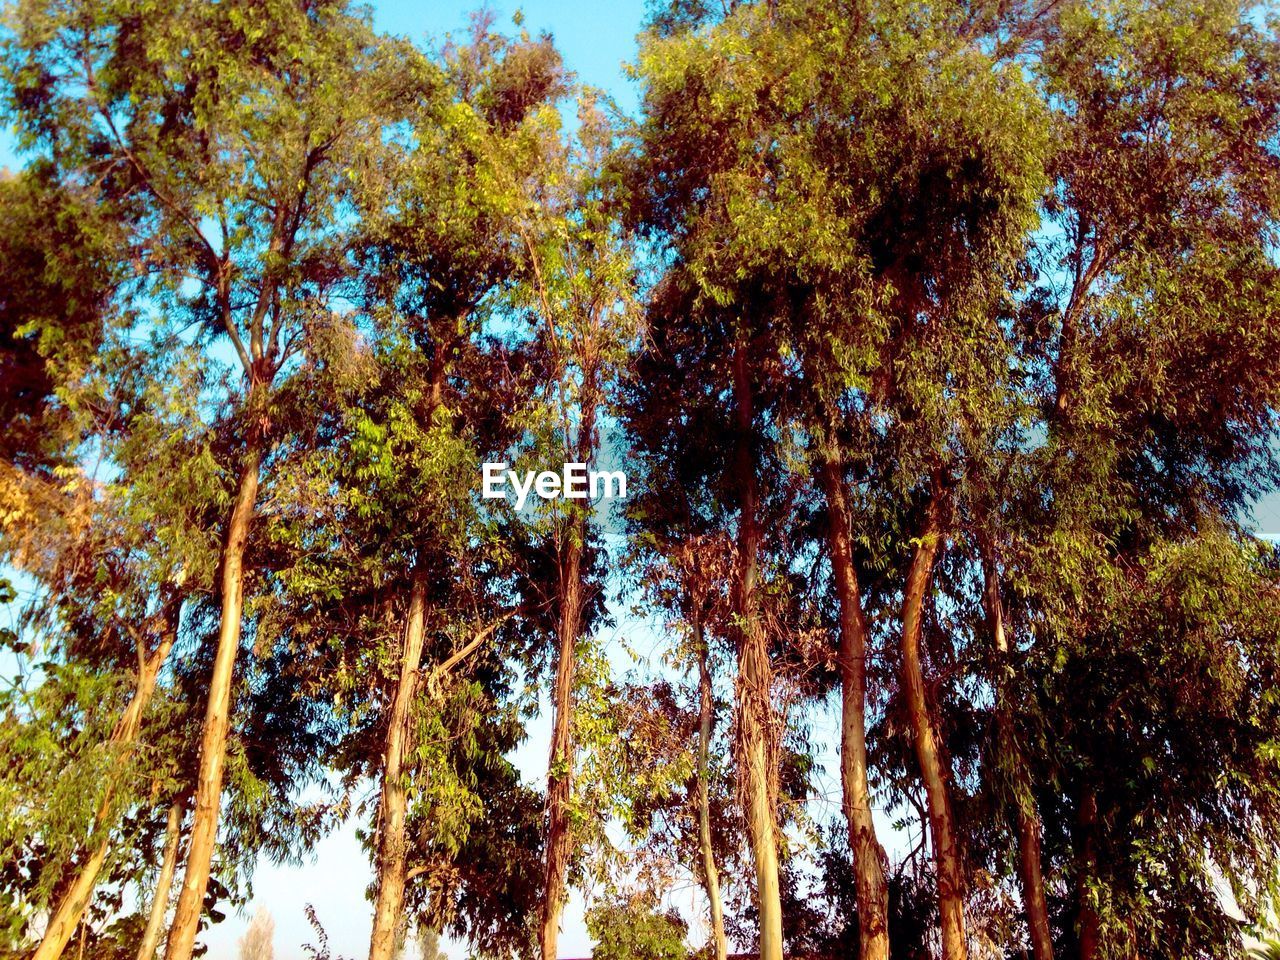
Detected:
[{"left": 429, "top": 610, "right": 519, "bottom": 690}]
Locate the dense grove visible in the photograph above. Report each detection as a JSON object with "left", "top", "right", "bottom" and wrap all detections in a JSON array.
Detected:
[{"left": 3, "top": 1, "right": 1280, "bottom": 959}]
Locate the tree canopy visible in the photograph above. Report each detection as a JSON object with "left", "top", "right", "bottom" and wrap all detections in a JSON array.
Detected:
[{"left": 2, "top": 1, "right": 1280, "bottom": 959}]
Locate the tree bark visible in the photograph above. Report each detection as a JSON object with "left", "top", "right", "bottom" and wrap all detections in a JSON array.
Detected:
[
  {"left": 32, "top": 600, "right": 181, "bottom": 960},
  {"left": 1077, "top": 787, "right": 1100, "bottom": 960},
  {"left": 979, "top": 548, "right": 1053, "bottom": 960},
  {"left": 693, "top": 618, "right": 728, "bottom": 960},
  {"left": 538, "top": 551, "right": 580, "bottom": 960},
  {"left": 818, "top": 452, "right": 890, "bottom": 960},
  {"left": 730, "top": 347, "right": 783, "bottom": 960},
  {"left": 136, "top": 802, "right": 184, "bottom": 960},
  {"left": 539, "top": 381, "right": 599, "bottom": 960},
  {"left": 898, "top": 491, "right": 967, "bottom": 960},
  {"left": 368, "top": 573, "right": 429, "bottom": 960},
  {"left": 164, "top": 445, "right": 262, "bottom": 960}
]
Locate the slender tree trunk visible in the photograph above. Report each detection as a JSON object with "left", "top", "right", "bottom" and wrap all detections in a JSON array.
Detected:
[
  {"left": 1018, "top": 804, "right": 1054, "bottom": 960},
  {"left": 32, "top": 601, "right": 181, "bottom": 960},
  {"left": 730, "top": 347, "right": 783, "bottom": 960},
  {"left": 693, "top": 618, "right": 728, "bottom": 960},
  {"left": 368, "top": 574, "right": 429, "bottom": 960},
  {"left": 164, "top": 445, "right": 262, "bottom": 960},
  {"left": 539, "top": 544, "right": 581, "bottom": 960},
  {"left": 136, "top": 802, "right": 184, "bottom": 960},
  {"left": 818, "top": 453, "right": 890, "bottom": 960},
  {"left": 368, "top": 351, "right": 457, "bottom": 960},
  {"left": 980, "top": 549, "right": 1053, "bottom": 960},
  {"left": 898, "top": 492, "right": 966, "bottom": 960},
  {"left": 539, "top": 387, "right": 598, "bottom": 960},
  {"left": 1077, "top": 787, "right": 1100, "bottom": 960}
]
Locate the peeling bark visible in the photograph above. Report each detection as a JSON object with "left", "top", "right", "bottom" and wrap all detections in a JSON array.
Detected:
[
  {"left": 693, "top": 618, "right": 728, "bottom": 960},
  {"left": 137, "top": 801, "right": 184, "bottom": 960},
  {"left": 368, "top": 573, "right": 429, "bottom": 960},
  {"left": 539, "top": 375, "right": 599, "bottom": 960},
  {"left": 819, "top": 451, "right": 890, "bottom": 960},
  {"left": 164, "top": 443, "right": 262, "bottom": 960},
  {"left": 731, "top": 347, "right": 783, "bottom": 960},
  {"left": 898, "top": 491, "right": 966, "bottom": 960}
]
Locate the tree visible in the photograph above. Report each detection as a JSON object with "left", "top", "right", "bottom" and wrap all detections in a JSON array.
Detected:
[
  {"left": 990, "top": 2, "right": 1280, "bottom": 956},
  {"left": 617, "top": 430, "right": 740, "bottom": 960},
  {"left": 417, "top": 929, "right": 446, "bottom": 960},
  {"left": 2, "top": 3, "right": 418, "bottom": 957},
  {"left": 0, "top": 299, "right": 216, "bottom": 957},
  {"left": 136, "top": 802, "right": 184, "bottom": 960},
  {"left": 4, "top": 3, "right": 1280, "bottom": 960},
  {"left": 509, "top": 96, "right": 639, "bottom": 960},
  {"left": 631, "top": 3, "right": 1047, "bottom": 958},
  {"left": 343, "top": 26, "right": 565, "bottom": 959},
  {"left": 586, "top": 895, "right": 689, "bottom": 960}
]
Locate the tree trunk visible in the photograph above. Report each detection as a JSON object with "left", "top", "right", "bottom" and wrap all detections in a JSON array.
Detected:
[
  {"left": 539, "top": 550, "right": 580, "bottom": 960},
  {"left": 368, "top": 573, "right": 429, "bottom": 960},
  {"left": 1017, "top": 804, "right": 1054, "bottom": 960},
  {"left": 693, "top": 618, "right": 728, "bottom": 960},
  {"left": 898, "top": 492, "right": 966, "bottom": 960},
  {"left": 32, "top": 600, "right": 181, "bottom": 960},
  {"left": 164, "top": 445, "right": 262, "bottom": 960},
  {"left": 539, "top": 384, "right": 598, "bottom": 960},
  {"left": 136, "top": 802, "right": 184, "bottom": 960},
  {"left": 818, "top": 453, "right": 890, "bottom": 960},
  {"left": 1077, "top": 787, "right": 1100, "bottom": 960},
  {"left": 730, "top": 347, "right": 783, "bottom": 960},
  {"left": 980, "top": 549, "right": 1053, "bottom": 960}
]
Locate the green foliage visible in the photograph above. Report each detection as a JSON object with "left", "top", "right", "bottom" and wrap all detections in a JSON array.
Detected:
[
  {"left": 2, "top": 1, "right": 1280, "bottom": 959},
  {"left": 586, "top": 895, "right": 689, "bottom": 960}
]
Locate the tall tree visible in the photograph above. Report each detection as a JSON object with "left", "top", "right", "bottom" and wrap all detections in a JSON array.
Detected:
[
  {"left": 2, "top": 3, "right": 415, "bottom": 956},
  {"left": 631, "top": 4, "right": 1048, "bottom": 958},
  {"left": 621, "top": 373, "right": 741, "bottom": 960},
  {"left": 1001, "top": 1, "right": 1280, "bottom": 954},
  {"left": 516, "top": 99, "right": 639, "bottom": 960},
  {"left": 237, "top": 908, "right": 275, "bottom": 960}
]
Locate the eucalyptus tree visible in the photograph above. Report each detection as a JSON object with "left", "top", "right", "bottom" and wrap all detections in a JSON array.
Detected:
[
  {"left": 0, "top": 367, "right": 346, "bottom": 957},
  {"left": 991, "top": 1, "right": 1280, "bottom": 955},
  {"left": 1, "top": 2, "right": 420, "bottom": 957},
  {"left": 248, "top": 20, "right": 571, "bottom": 960},
  {"left": 350, "top": 25, "right": 568, "bottom": 960},
  {"left": 620, "top": 337, "right": 748, "bottom": 960},
  {"left": 0, "top": 287, "right": 223, "bottom": 956},
  {"left": 349, "top": 45, "right": 554, "bottom": 960},
  {"left": 631, "top": 3, "right": 1048, "bottom": 959},
  {"left": 612, "top": 549, "right": 737, "bottom": 960},
  {"left": 510, "top": 99, "right": 640, "bottom": 960},
  {"left": 0, "top": 184, "right": 334, "bottom": 953},
  {"left": 628, "top": 14, "right": 803, "bottom": 949}
]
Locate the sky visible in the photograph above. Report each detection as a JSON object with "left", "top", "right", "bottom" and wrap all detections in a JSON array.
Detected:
[{"left": 5, "top": 1, "right": 1280, "bottom": 958}]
